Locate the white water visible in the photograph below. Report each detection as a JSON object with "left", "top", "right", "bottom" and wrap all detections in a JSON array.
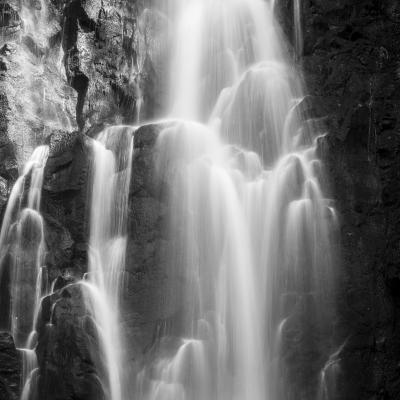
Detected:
[
  {"left": 136, "top": 0, "right": 337, "bottom": 399},
  {"left": 84, "top": 126, "right": 134, "bottom": 400}
]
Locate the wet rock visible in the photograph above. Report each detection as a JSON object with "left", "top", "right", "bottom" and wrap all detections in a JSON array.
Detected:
[{"left": 0, "top": 332, "right": 22, "bottom": 400}]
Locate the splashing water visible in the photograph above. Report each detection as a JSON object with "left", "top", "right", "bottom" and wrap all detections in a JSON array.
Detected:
[
  {"left": 136, "top": 0, "right": 338, "bottom": 399},
  {"left": 84, "top": 126, "right": 134, "bottom": 400}
]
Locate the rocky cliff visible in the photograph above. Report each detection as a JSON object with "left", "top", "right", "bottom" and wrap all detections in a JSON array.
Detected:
[{"left": 1, "top": 0, "right": 400, "bottom": 399}]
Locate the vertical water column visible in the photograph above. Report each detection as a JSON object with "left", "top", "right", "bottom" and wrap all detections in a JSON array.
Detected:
[
  {"left": 137, "top": 0, "right": 338, "bottom": 399},
  {"left": 83, "top": 126, "right": 134, "bottom": 400}
]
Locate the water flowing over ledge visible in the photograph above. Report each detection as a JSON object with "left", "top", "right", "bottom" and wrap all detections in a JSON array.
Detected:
[{"left": 132, "top": 0, "right": 339, "bottom": 399}]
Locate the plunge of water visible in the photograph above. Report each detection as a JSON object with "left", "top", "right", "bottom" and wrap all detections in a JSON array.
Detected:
[
  {"left": 0, "top": 1, "right": 338, "bottom": 399},
  {"left": 135, "top": 0, "right": 338, "bottom": 399}
]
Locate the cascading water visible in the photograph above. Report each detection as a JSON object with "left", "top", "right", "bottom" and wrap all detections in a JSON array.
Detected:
[
  {"left": 0, "top": 145, "right": 48, "bottom": 398},
  {"left": 136, "top": 0, "right": 337, "bottom": 400},
  {"left": 83, "top": 126, "right": 134, "bottom": 400},
  {"left": 0, "top": 1, "right": 339, "bottom": 399}
]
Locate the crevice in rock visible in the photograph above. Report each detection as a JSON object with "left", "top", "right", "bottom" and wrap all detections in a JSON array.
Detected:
[{"left": 61, "top": 0, "right": 96, "bottom": 129}]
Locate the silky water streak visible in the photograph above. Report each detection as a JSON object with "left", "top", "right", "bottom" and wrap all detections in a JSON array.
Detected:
[{"left": 135, "top": 0, "right": 338, "bottom": 399}]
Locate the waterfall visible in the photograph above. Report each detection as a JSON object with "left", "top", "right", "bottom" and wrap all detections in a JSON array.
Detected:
[
  {"left": 0, "top": 1, "right": 338, "bottom": 399},
  {"left": 83, "top": 126, "right": 134, "bottom": 400},
  {"left": 136, "top": 0, "right": 337, "bottom": 399}
]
